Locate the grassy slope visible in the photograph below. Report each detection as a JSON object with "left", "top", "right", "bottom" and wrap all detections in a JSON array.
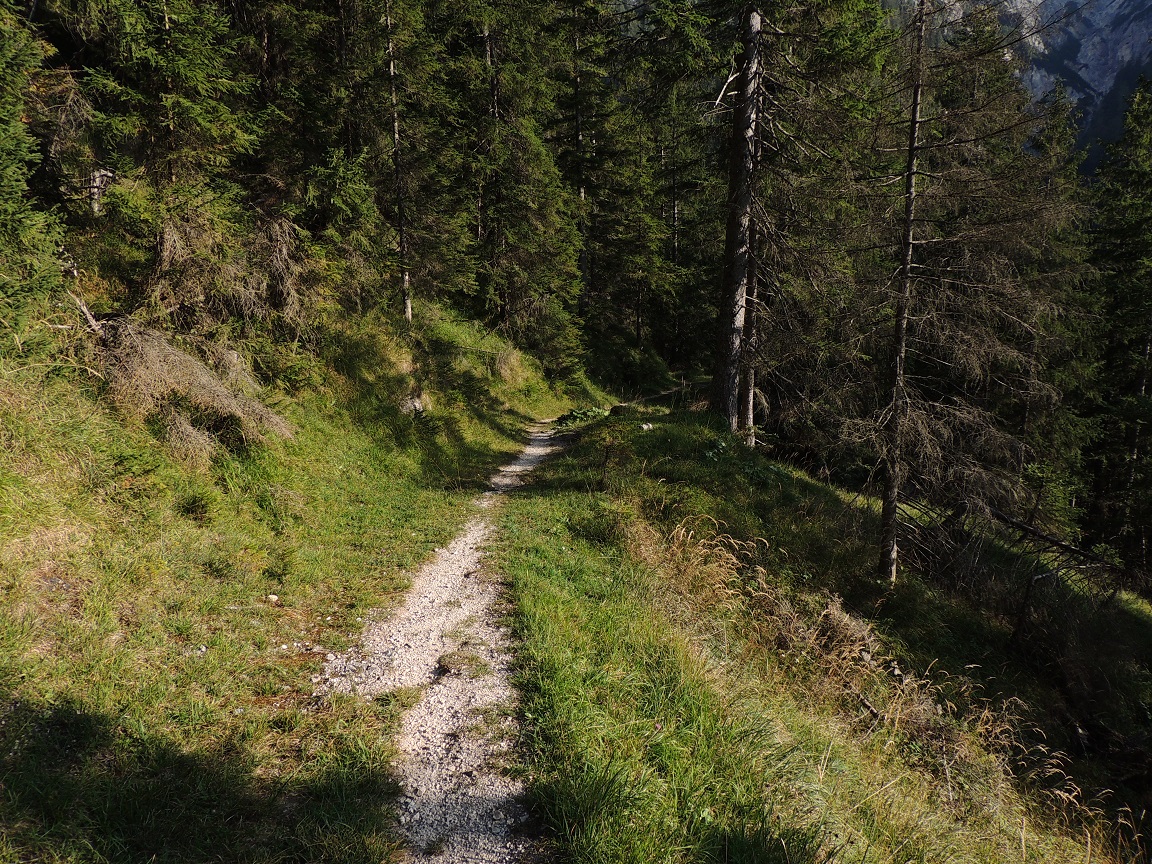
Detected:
[
  {"left": 0, "top": 303, "right": 599, "bottom": 862},
  {"left": 495, "top": 407, "right": 1152, "bottom": 864}
]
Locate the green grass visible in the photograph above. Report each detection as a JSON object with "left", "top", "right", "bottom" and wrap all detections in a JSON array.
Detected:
[
  {"left": 495, "top": 408, "right": 1150, "bottom": 863},
  {"left": 6, "top": 304, "right": 1148, "bottom": 863},
  {"left": 499, "top": 507, "right": 825, "bottom": 863},
  {"left": 0, "top": 302, "right": 603, "bottom": 862}
]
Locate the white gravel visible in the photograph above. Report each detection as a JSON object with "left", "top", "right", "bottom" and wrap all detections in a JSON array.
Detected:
[{"left": 316, "top": 426, "right": 561, "bottom": 862}]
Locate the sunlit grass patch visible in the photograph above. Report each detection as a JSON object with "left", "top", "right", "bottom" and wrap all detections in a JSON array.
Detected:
[{"left": 0, "top": 304, "right": 587, "bottom": 862}]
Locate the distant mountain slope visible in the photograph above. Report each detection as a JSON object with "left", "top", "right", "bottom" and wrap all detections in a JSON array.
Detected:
[{"left": 1013, "top": 0, "right": 1152, "bottom": 160}]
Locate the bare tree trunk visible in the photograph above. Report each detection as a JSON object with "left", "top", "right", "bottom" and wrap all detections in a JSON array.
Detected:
[
  {"left": 879, "top": 0, "right": 927, "bottom": 585},
  {"left": 1124, "top": 312, "right": 1152, "bottom": 492},
  {"left": 385, "top": 0, "right": 411, "bottom": 323},
  {"left": 635, "top": 290, "right": 643, "bottom": 345},
  {"left": 738, "top": 223, "right": 761, "bottom": 446},
  {"left": 484, "top": 24, "right": 500, "bottom": 121},
  {"left": 710, "top": 7, "right": 762, "bottom": 431},
  {"left": 89, "top": 168, "right": 114, "bottom": 215},
  {"left": 482, "top": 23, "right": 509, "bottom": 326},
  {"left": 335, "top": 0, "right": 356, "bottom": 159},
  {"left": 572, "top": 9, "right": 591, "bottom": 295},
  {"left": 739, "top": 278, "right": 758, "bottom": 445},
  {"left": 671, "top": 109, "right": 680, "bottom": 267},
  {"left": 161, "top": 0, "right": 177, "bottom": 184}
]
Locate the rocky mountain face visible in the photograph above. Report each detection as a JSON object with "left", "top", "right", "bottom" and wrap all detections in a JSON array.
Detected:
[{"left": 1011, "top": 0, "right": 1152, "bottom": 160}]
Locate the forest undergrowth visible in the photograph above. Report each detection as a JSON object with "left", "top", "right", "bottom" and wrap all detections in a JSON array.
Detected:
[{"left": 496, "top": 406, "right": 1152, "bottom": 864}]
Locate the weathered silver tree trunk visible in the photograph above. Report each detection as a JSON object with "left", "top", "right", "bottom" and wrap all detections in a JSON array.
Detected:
[
  {"left": 739, "top": 277, "right": 758, "bottom": 445},
  {"left": 571, "top": 10, "right": 591, "bottom": 295},
  {"left": 1119, "top": 313, "right": 1152, "bottom": 559},
  {"left": 89, "top": 168, "right": 115, "bottom": 215},
  {"left": 385, "top": 0, "right": 412, "bottom": 323},
  {"left": 879, "top": 0, "right": 928, "bottom": 585},
  {"left": 710, "top": 7, "right": 762, "bottom": 431},
  {"left": 481, "top": 23, "right": 510, "bottom": 325},
  {"left": 739, "top": 223, "right": 760, "bottom": 446}
]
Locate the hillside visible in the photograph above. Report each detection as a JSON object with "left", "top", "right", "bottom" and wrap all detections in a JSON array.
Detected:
[
  {"left": 4, "top": 338, "right": 1151, "bottom": 861},
  {"left": 498, "top": 406, "right": 1152, "bottom": 863},
  {"left": 6, "top": 0, "right": 1152, "bottom": 860},
  {"left": 0, "top": 304, "right": 594, "bottom": 861}
]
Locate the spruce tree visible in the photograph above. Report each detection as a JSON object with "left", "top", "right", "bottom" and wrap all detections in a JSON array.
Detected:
[
  {"left": 704, "top": 0, "right": 885, "bottom": 431},
  {"left": 869, "top": 2, "right": 1089, "bottom": 582},
  {"left": 35, "top": 0, "right": 259, "bottom": 324},
  {"left": 430, "top": 0, "right": 583, "bottom": 372},
  {"left": 552, "top": 0, "right": 681, "bottom": 386},
  {"left": 0, "top": 0, "right": 59, "bottom": 300},
  {"left": 1088, "top": 78, "right": 1152, "bottom": 571}
]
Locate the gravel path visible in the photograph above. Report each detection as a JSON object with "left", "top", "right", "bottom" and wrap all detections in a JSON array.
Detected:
[{"left": 316, "top": 426, "right": 561, "bottom": 862}]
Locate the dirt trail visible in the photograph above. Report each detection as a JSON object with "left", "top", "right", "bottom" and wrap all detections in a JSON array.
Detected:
[{"left": 317, "top": 425, "right": 561, "bottom": 862}]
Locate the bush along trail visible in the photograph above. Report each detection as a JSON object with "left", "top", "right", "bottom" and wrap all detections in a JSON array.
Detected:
[{"left": 314, "top": 424, "right": 562, "bottom": 862}]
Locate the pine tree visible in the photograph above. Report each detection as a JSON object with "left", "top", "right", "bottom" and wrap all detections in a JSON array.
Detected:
[
  {"left": 710, "top": 5, "right": 762, "bottom": 430},
  {"left": 705, "top": 0, "right": 885, "bottom": 432},
  {"left": 0, "top": 0, "right": 59, "bottom": 300},
  {"left": 551, "top": 0, "right": 681, "bottom": 386},
  {"left": 1088, "top": 78, "right": 1152, "bottom": 571},
  {"left": 869, "top": 2, "right": 1089, "bottom": 582},
  {"left": 60, "top": 0, "right": 256, "bottom": 183},
  {"left": 429, "top": 0, "right": 583, "bottom": 372},
  {"left": 32, "top": 0, "right": 261, "bottom": 325}
]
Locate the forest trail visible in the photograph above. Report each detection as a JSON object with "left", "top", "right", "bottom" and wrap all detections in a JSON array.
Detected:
[{"left": 316, "top": 425, "right": 561, "bottom": 862}]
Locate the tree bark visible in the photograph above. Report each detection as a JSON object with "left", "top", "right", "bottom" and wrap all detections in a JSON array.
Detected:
[
  {"left": 739, "top": 279, "right": 757, "bottom": 445},
  {"left": 1124, "top": 311, "right": 1152, "bottom": 492},
  {"left": 482, "top": 23, "right": 509, "bottom": 326},
  {"left": 572, "top": 10, "right": 591, "bottom": 295},
  {"left": 711, "top": 7, "right": 762, "bottom": 431},
  {"left": 739, "top": 226, "right": 760, "bottom": 445},
  {"left": 385, "top": 0, "right": 411, "bottom": 323},
  {"left": 879, "top": 0, "right": 927, "bottom": 585},
  {"left": 671, "top": 109, "right": 680, "bottom": 267}
]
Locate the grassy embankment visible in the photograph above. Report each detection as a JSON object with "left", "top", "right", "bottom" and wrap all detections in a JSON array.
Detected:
[
  {"left": 0, "top": 300, "right": 601, "bottom": 862},
  {"left": 496, "top": 406, "right": 1152, "bottom": 864}
]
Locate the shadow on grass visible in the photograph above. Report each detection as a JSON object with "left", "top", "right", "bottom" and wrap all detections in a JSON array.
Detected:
[
  {"left": 527, "top": 757, "right": 824, "bottom": 864},
  {"left": 689, "top": 824, "right": 826, "bottom": 864},
  {"left": 0, "top": 696, "right": 399, "bottom": 863},
  {"left": 321, "top": 321, "right": 536, "bottom": 491}
]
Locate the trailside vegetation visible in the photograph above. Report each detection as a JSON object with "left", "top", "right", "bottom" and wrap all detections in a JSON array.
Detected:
[{"left": 497, "top": 408, "right": 1152, "bottom": 863}]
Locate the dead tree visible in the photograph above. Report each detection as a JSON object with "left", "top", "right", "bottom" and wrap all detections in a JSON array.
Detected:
[{"left": 711, "top": 6, "right": 762, "bottom": 431}]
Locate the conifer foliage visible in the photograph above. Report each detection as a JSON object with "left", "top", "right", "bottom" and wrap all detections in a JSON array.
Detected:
[
  {"left": 1089, "top": 78, "right": 1152, "bottom": 571},
  {"left": 0, "top": 0, "right": 58, "bottom": 298},
  {"left": 1, "top": 2, "right": 1146, "bottom": 592},
  {"left": 868, "top": 2, "right": 1089, "bottom": 582}
]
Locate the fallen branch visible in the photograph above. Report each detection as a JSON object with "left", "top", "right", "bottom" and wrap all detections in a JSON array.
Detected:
[
  {"left": 67, "top": 291, "right": 103, "bottom": 338},
  {"left": 988, "top": 508, "right": 1131, "bottom": 576}
]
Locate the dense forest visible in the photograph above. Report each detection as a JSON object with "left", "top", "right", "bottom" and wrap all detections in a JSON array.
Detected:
[
  {"left": 4, "top": 0, "right": 1152, "bottom": 859},
  {"left": 5, "top": 0, "right": 1151, "bottom": 578}
]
